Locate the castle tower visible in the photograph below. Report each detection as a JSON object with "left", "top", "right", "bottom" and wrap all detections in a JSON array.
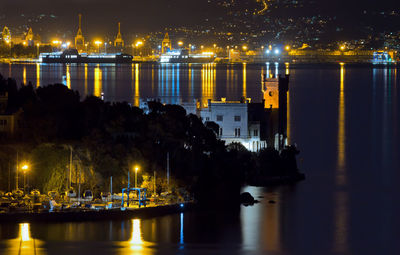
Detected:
[
  {"left": 75, "top": 14, "right": 85, "bottom": 51},
  {"left": 2, "top": 26, "right": 11, "bottom": 43},
  {"left": 262, "top": 75, "right": 279, "bottom": 109},
  {"left": 161, "top": 33, "right": 171, "bottom": 53},
  {"left": 262, "top": 74, "right": 289, "bottom": 150},
  {"left": 114, "top": 22, "right": 124, "bottom": 47}
]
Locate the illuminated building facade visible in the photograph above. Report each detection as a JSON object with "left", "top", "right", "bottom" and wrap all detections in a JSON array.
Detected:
[
  {"left": 198, "top": 99, "right": 267, "bottom": 152},
  {"left": 262, "top": 74, "right": 289, "bottom": 150}
]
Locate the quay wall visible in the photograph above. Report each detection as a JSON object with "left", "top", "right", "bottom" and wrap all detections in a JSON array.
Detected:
[{"left": 0, "top": 203, "right": 194, "bottom": 223}]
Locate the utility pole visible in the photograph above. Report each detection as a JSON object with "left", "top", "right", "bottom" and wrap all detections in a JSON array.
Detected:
[
  {"left": 153, "top": 171, "right": 156, "bottom": 196},
  {"left": 110, "top": 176, "right": 113, "bottom": 200},
  {"left": 8, "top": 161, "right": 11, "bottom": 192},
  {"left": 127, "top": 170, "right": 130, "bottom": 206},
  {"left": 16, "top": 151, "right": 19, "bottom": 190},
  {"left": 167, "top": 152, "right": 170, "bottom": 193},
  {"left": 69, "top": 146, "right": 72, "bottom": 189},
  {"left": 78, "top": 167, "right": 81, "bottom": 203}
]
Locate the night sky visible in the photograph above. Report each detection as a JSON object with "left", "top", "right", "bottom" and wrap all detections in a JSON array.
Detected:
[{"left": 1, "top": 0, "right": 399, "bottom": 40}]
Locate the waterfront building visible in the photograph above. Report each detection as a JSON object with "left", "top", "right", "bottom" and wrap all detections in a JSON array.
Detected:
[
  {"left": 198, "top": 98, "right": 267, "bottom": 152},
  {"left": 139, "top": 98, "right": 268, "bottom": 152},
  {"left": 139, "top": 75, "right": 290, "bottom": 152},
  {"left": 262, "top": 74, "right": 289, "bottom": 150},
  {"left": 114, "top": 22, "right": 124, "bottom": 48},
  {"left": 75, "top": 14, "right": 85, "bottom": 52}
]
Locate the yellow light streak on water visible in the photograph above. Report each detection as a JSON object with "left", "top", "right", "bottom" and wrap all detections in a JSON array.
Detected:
[
  {"left": 66, "top": 64, "right": 71, "bottom": 89},
  {"left": 337, "top": 64, "right": 346, "bottom": 185},
  {"left": 285, "top": 62, "right": 290, "bottom": 75},
  {"left": 20, "top": 223, "right": 30, "bottom": 242},
  {"left": 84, "top": 64, "right": 88, "bottom": 96},
  {"left": 94, "top": 65, "right": 102, "bottom": 97},
  {"left": 134, "top": 63, "right": 140, "bottom": 107},
  {"left": 36, "top": 63, "right": 40, "bottom": 87},
  {"left": 286, "top": 63, "right": 290, "bottom": 144},
  {"left": 23, "top": 66, "right": 26, "bottom": 85},
  {"left": 129, "top": 219, "right": 144, "bottom": 251},
  {"left": 334, "top": 63, "right": 349, "bottom": 253},
  {"left": 243, "top": 63, "right": 247, "bottom": 98},
  {"left": 201, "top": 64, "right": 216, "bottom": 107}
]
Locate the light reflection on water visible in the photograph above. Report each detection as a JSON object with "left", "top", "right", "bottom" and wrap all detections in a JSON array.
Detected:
[{"left": 0, "top": 63, "right": 399, "bottom": 254}]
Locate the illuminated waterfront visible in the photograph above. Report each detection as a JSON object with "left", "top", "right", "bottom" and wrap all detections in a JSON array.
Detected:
[{"left": 0, "top": 64, "right": 399, "bottom": 254}]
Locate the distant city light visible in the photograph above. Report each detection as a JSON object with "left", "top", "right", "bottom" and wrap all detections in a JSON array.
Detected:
[
  {"left": 266, "top": 50, "right": 270, "bottom": 54},
  {"left": 135, "top": 40, "right": 143, "bottom": 47},
  {"left": 202, "top": 51, "right": 214, "bottom": 56},
  {"left": 274, "top": 49, "right": 280, "bottom": 55}
]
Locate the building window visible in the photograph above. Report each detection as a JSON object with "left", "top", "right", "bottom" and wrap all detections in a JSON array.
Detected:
[
  {"left": 0, "top": 119, "right": 6, "bottom": 126},
  {"left": 216, "top": 115, "right": 223, "bottom": 122},
  {"left": 234, "top": 115, "right": 241, "bottom": 122},
  {"left": 235, "top": 128, "right": 241, "bottom": 137},
  {"left": 219, "top": 128, "right": 223, "bottom": 136},
  {"left": 206, "top": 117, "right": 210, "bottom": 121},
  {"left": 254, "top": 129, "right": 258, "bottom": 137}
]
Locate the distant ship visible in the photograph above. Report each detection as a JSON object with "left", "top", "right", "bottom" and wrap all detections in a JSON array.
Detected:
[
  {"left": 372, "top": 51, "right": 396, "bottom": 65},
  {"left": 40, "top": 49, "right": 133, "bottom": 64},
  {"left": 160, "top": 49, "right": 215, "bottom": 64}
]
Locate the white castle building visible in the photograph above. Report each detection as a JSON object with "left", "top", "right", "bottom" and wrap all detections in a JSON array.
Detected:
[
  {"left": 197, "top": 98, "right": 267, "bottom": 152},
  {"left": 140, "top": 98, "right": 268, "bottom": 152}
]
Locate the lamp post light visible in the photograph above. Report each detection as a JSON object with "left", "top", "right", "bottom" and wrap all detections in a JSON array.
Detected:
[
  {"left": 134, "top": 166, "right": 139, "bottom": 188},
  {"left": 135, "top": 40, "right": 143, "bottom": 56},
  {"left": 36, "top": 43, "right": 40, "bottom": 57},
  {"left": 6, "top": 40, "right": 11, "bottom": 57},
  {"left": 95, "top": 41, "right": 102, "bottom": 53},
  {"left": 21, "top": 164, "right": 29, "bottom": 193}
]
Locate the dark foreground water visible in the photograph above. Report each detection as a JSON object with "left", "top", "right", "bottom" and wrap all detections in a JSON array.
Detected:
[{"left": 0, "top": 63, "right": 399, "bottom": 254}]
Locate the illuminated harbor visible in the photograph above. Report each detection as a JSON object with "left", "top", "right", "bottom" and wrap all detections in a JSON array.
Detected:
[{"left": 1, "top": 0, "right": 400, "bottom": 254}]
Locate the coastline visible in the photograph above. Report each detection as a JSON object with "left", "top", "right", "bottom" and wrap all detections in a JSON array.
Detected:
[{"left": 0, "top": 202, "right": 194, "bottom": 223}]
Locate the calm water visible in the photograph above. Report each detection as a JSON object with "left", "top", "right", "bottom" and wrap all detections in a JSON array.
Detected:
[{"left": 0, "top": 63, "right": 399, "bottom": 254}]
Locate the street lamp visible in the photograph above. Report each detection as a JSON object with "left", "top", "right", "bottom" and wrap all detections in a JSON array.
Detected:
[
  {"left": 95, "top": 41, "right": 102, "bottom": 53},
  {"left": 21, "top": 164, "right": 29, "bottom": 193},
  {"left": 36, "top": 43, "right": 40, "bottom": 57},
  {"left": 134, "top": 166, "right": 139, "bottom": 188},
  {"left": 135, "top": 40, "right": 143, "bottom": 56}
]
